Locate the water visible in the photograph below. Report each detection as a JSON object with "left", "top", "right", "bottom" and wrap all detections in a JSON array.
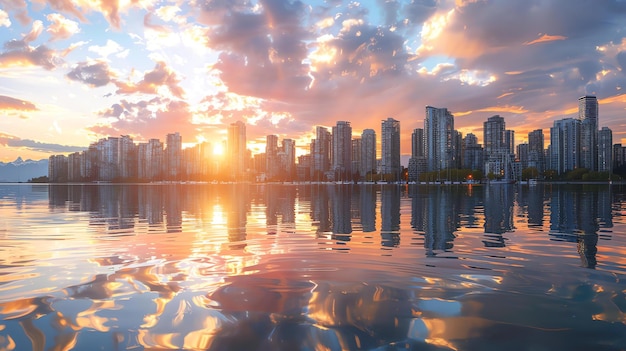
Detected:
[{"left": 0, "top": 183, "right": 625, "bottom": 351}]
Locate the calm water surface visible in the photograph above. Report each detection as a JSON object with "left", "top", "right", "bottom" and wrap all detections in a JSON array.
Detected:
[{"left": 0, "top": 183, "right": 625, "bottom": 350}]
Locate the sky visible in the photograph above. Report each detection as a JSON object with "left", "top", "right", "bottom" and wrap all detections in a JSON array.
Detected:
[{"left": 1, "top": 0, "right": 626, "bottom": 162}]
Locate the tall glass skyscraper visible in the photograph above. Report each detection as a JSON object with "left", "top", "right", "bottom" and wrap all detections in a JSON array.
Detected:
[
  {"left": 381, "top": 118, "right": 401, "bottom": 179},
  {"left": 332, "top": 121, "right": 353, "bottom": 180},
  {"left": 227, "top": 121, "right": 246, "bottom": 179},
  {"left": 360, "top": 129, "right": 376, "bottom": 177},
  {"left": 425, "top": 106, "right": 454, "bottom": 172},
  {"left": 579, "top": 95, "right": 599, "bottom": 171}
]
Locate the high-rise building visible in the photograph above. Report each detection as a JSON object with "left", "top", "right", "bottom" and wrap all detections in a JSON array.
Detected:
[
  {"left": 408, "top": 128, "right": 427, "bottom": 182},
  {"left": 282, "top": 138, "right": 296, "bottom": 180},
  {"left": 425, "top": 106, "right": 454, "bottom": 172},
  {"left": 266, "top": 134, "right": 279, "bottom": 179},
  {"left": 165, "top": 132, "right": 182, "bottom": 179},
  {"left": 528, "top": 129, "right": 544, "bottom": 173},
  {"left": 598, "top": 127, "right": 612, "bottom": 173},
  {"left": 118, "top": 135, "right": 136, "bottom": 180},
  {"left": 517, "top": 143, "right": 529, "bottom": 169},
  {"left": 483, "top": 115, "right": 505, "bottom": 157},
  {"left": 360, "top": 129, "right": 376, "bottom": 177},
  {"left": 614, "top": 144, "right": 626, "bottom": 173},
  {"left": 352, "top": 138, "right": 362, "bottom": 179},
  {"left": 381, "top": 117, "right": 401, "bottom": 179},
  {"left": 138, "top": 139, "right": 163, "bottom": 180},
  {"left": 550, "top": 118, "right": 580, "bottom": 174},
  {"left": 98, "top": 137, "right": 119, "bottom": 181},
  {"left": 579, "top": 95, "right": 599, "bottom": 171},
  {"left": 227, "top": 121, "right": 247, "bottom": 179},
  {"left": 332, "top": 121, "right": 353, "bottom": 180},
  {"left": 504, "top": 130, "right": 515, "bottom": 155},
  {"left": 462, "top": 133, "right": 483, "bottom": 171},
  {"left": 312, "top": 126, "right": 331, "bottom": 180},
  {"left": 411, "top": 128, "right": 425, "bottom": 158}
]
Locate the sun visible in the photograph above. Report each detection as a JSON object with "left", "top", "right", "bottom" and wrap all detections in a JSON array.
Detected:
[{"left": 213, "top": 143, "right": 225, "bottom": 156}]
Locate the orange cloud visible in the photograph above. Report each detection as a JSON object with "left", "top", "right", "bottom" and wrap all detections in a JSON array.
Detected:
[
  {"left": 523, "top": 33, "right": 567, "bottom": 45},
  {"left": 455, "top": 105, "right": 529, "bottom": 117},
  {"left": 114, "top": 61, "right": 185, "bottom": 98},
  {"left": 0, "top": 95, "right": 38, "bottom": 111},
  {"left": 46, "top": 13, "right": 80, "bottom": 41}
]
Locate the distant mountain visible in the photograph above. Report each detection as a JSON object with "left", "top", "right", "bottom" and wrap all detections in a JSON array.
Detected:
[{"left": 0, "top": 157, "right": 48, "bottom": 182}]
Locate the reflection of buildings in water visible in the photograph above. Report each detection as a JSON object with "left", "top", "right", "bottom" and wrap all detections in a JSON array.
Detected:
[
  {"left": 410, "top": 186, "right": 459, "bottom": 255},
  {"left": 224, "top": 186, "right": 249, "bottom": 244},
  {"left": 381, "top": 185, "right": 400, "bottom": 247},
  {"left": 164, "top": 185, "right": 183, "bottom": 233},
  {"left": 359, "top": 185, "right": 376, "bottom": 232},
  {"left": 483, "top": 185, "right": 515, "bottom": 247},
  {"left": 549, "top": 185, "right": 611, "bottom": 269},
  {"left": 519, "top": 185, "right": 545, "bottom": 228},
  {"left": 458, "top": 185, "right": 482, "bottom": 228},
  {"left": 331, "top": 185, "right": 352, "bottom": 238},
  {"left": 264, "top": 185, "right": 296, "bottom": 231},
  {"left": 311, "top": 185, "right": 331, "bottom": 235},
  {"left": 138, "top": 185, "right": 164, "bottom": 225}
]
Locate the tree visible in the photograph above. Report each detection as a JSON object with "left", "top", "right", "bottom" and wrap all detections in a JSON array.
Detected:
[{"left": 521, "top": 167, "right": 539, "bottom": 180}]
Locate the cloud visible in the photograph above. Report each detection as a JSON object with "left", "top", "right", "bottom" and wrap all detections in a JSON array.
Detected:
[
  {"left": 114, "top": 61, "right": 185, "bottom": 98},
  {"left": 0, "top": 9, "right": 11, "bottom": 27},
  {"left": 89, "top": 97, "right": 194, "bottom": 140},
  {"left": 0, "top": 132, "right": 85, "bottom": 153},
  {"left": 524, "top": 34, "right": 568, "bottom": 46},
  {"left": 0, "top": 42, "right": 59, "bottom": 69},
  {"left": 0, "top": 20, "right": 61, "bottom": 69},
  {"left": 66, "top": 60, "right": 113, "bottom": 87},
  {"left": 24, "top": 19, "right": 44, "bottom": 42},
  {"left": 88, "top": 39, "right": 124, "bottom": 59},
  {"left": 46, "top": 13, "right": 80, "bottom": 41},
  {"left": 0, "top": 95, "right": 38, "bottom": 111}
]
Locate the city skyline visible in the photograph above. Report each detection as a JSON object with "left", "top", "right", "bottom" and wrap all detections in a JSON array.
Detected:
[
  {"left": 46, "top": 94, "right": 626, "bottom": 183},
  {"left": 2, "top": 1, "right": 626, "bottom": 163}
]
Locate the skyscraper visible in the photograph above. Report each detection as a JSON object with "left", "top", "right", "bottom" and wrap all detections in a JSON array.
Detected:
[
  {"left": 352, "top": 138, "right": 362, "bottom": 179},
  {"left": 550, "top": 118, "right": 580, "bottom": 174},
  {"left": 360, "top": 129, "right": 376, "bottom": 178},
  {"left": 312, "top": 126, "right": 331, "bottom": 180},
  {"left": 528, "top": 129, "right": 545, "bottom": 173},
  {"left": 332, "top": 121, "right": 353, "bottom": 181},
  {"left": 227, "top": 121, "right": 247, "bottom": 179},
  {"left": 282, "top": 138, "right": 296, "bottom": 180},
  {"left": 598, "top": 126, "right": 612, "bottom": 173},
  {"left": 408, "top": 128, "right": 427, "bottom": 182},
  {"left": 411, "top": 128, "right": 425, "bottom": 158},
  {"left": 266, "top": 134, "right": 279, "bottom": 179},
  {"left": 165, "top": 132, "right": 182, "bottom": 179},
  {"left": 579, "top": 95, "right": 599, "bottom": 171},
  {"left": 425, "top": 106, "right": 454, "bottom": 172},
  {"left": 381, "top": 117, "right": 401, "bottom": 179},
  {"left": 483, "top": 115, "right": 505, "bottom": 157},
  {"left": 462, "top": 133, "right": 483, "bottom": 171}
]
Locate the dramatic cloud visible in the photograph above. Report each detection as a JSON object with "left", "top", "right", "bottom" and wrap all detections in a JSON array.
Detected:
[
  {"left": 0, "top": 132, "right": 84, "bottom": 153},
  {"left": 46, "top": 13, "right": 80, "bottom": 41},
  {"left": 89, "top": 97, "right": 193, "bottom": 140},
  {"left": 0, "top": 20, "right": 60, "bottom": 69},
  {"left": 66, "top": 61, "right": 113, "bottom": 87},
  {"left": 114, "top": 61, "right": 185, "bottom": 98},
  {"left": 3, "top": 0, "right": 626, "bottom": 162},
  {"left": 0, "top": 42, "right": 58, "bottom": 69},
  {"left": 0, "top": 95, "right": 38, "bottom": 111}
]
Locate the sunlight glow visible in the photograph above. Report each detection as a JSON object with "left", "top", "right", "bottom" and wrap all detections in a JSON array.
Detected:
[{"left": 213, "top": 143, "right": 224, "bottom": 156}]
